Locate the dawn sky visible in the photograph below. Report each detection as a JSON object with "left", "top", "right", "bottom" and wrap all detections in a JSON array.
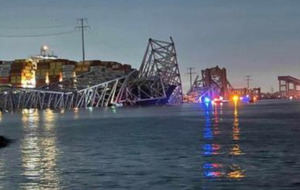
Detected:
[{"left": 1, "top": 0, "right": 300, "bottom": 92}]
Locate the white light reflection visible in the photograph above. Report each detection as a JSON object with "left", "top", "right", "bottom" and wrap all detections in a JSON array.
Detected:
[
  {"left": 227, "top": 103, "right": 245, "bottom": 179},
  {"left": 230, "top": 103, "right": 243, "bottom": 156},
  {"left": 73, "top": 107, "right": 79, "bottom": 119},
  {"left": 21, "top": 109, "right": 60, "bottom": 189}
]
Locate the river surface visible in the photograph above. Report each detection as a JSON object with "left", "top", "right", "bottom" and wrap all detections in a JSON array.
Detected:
[{"left": 0, "top": 100, "right": 299, "bottom": 189}]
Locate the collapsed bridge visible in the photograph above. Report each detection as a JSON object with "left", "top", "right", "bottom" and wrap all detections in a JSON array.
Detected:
[
  {"left": 185, "top": 66, "right": 261, "bottom": 103},
  {"left": 185, "top": 66, "right": 233, "bottom": 102},
  {"left": 0, "top": 37, "right": 183, "bottom": 111}
]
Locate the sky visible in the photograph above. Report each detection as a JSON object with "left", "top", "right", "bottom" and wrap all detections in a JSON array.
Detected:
[{"left": 0, "top": 0, "right": 300, "bottom": 92}]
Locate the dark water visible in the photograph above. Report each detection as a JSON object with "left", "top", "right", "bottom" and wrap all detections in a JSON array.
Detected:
[{"left": 0, "top": 100, "right": 300, "bottom": 189}]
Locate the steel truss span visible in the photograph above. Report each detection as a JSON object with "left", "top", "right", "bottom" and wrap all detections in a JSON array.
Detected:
[
  {"left": 0, "top": 37, "right": 183, "bottom": 111},
  {"left": 135, "top": 37, "right": 183, "bottom": 105},
  {"left": 187, "top": 66, "right": 233, "bottom": 102},
  {"left": 0, "top": 73, "right": 131, "bottom": 111}
]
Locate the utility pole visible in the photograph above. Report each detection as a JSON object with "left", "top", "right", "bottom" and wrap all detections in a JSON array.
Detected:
[
  {"left": 245, "top": 75, "right": 252, "bottom": 89},
  {"left": 186, "top": 67, "right": 196, "bottom": 90},
  {"left": 76, "top": 18, "right": 89, "bottom": 64}
]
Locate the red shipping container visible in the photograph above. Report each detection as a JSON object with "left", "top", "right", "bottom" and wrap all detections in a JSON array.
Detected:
[{"left": 0, "top": 77, "right": 9, "bottom": 84}]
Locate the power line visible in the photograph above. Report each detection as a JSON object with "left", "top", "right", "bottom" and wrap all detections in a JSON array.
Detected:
[
  {"left": 0, "top": 24, "right": 73, "bottom": 30},
  {"left": 75, "top": 18, "right": 90, "bottom": 64},
  {"left": 186, "top": 67, "right": 196, "bottom": 90},
  {"left": 0, "top": 30, "right": 75, "bottom": 38},
  {"left": 245, "top": 75, "right": 252, "bottom": 89}
]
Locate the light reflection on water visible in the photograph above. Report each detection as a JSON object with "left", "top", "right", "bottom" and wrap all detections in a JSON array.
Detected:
[
  {"left": 202, "top": 102, "right": 245, "bottom": 179},
  {"left": 73, "top": 107, "right": 79, "bottom": 119},
  {"left": 230, "top": 103, "right": 243, "bottom": 156},
  {"left": 20, "top": 109, "right": 59, "bottom": 190},
  {"left": 0, "top": 157, "right": 4, "bottom": 190},
  {"left": 0, "top": 110, "right": 4, "bottom": 189},
  {"left": 1, "top": 101, "right": 298, "bottom": 189},
  {"left": 227, "top": 103, "right": 245, "bottom": 178}
]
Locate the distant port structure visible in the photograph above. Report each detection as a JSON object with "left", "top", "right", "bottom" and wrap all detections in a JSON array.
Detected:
[
  {"left": 278, "top": 76, "right": 300, "bottom": 99},
  {"left": 184, "top": 66, "right": 300, "bottom": 103},
  {"left": 0, "top": 37, "right": 183, "bottom": 111}
]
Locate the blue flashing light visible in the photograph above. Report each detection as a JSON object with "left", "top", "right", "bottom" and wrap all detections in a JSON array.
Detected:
[
  {"left": 203, "top": 163, "right": 223, "bottom": 169},
  {"left": 204, "top": 171, "right": 215, "bottom": 177},
  {"left": 204, "top": 152, "right": 212, "bottom": 156},
  {"left": 204, "top": 97, "right": 211, "bottom": 104},
  {"left": 203, "top": 144, "right": 213, "bottom": 156},
  {"left": 203, "top": 163, "right": 214, "bottom": 169},
  {"left": 241, "top": 95, "right": 250, "bottom": 103},
  {"left": 203, "top": 144, "right": 213, "bottom": 151},
  {"left": 204, "top": 128, "right": 213, "bottom": 139},
  {"left": 203, "top": 171, "right": 223, "bottom": 178}
]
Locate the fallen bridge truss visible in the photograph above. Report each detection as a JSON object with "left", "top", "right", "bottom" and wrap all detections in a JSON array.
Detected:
[{"left": 0, "top": 37, "right": 183, "bottom": 111}]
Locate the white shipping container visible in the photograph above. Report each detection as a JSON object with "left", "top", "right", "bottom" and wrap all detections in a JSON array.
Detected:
[
  {"left": 90, "top": 66, "right": 100, "bottom": 72},
  {"left": 62, "top": 67, "right": 74, "bottom": 70},
  {"left": 35, "top": 76, "right": 44, "bottom": 80},
  {"left": 0, "top": 61, "right": 12, "bottom": 74},
  {"left": 1, "top": 61, "right": 13, "bottom": 66},
  {"left": 0, "top": 70, "right": 10, "bottom": 76},
  {"left": 0, "top": 67, "right": 11, "bottom": 71},
  {"left": 62, "top": 72, "right": 73, "bottom": 78},
  {"left": 0, "top": 69, "right": 10, "bottom": 73},
  {"left": 62, "top": 65, "right": 75, "bottom": 70},
  {"left": 112, "top": 64, "right": 121, "bottom": 69},
  {"left": 0, "top": 66, "right": 10, "bottom": 70},
  {"left": 62, "top": 75, "right": 73, "bottom": 78},
  {"left": 0, "top": 68, "right": 10, "bottom": 71},
  {"left": 0, "top": 66, "right": 11, "bottom": 70},
  {"left": 62, "top": 71, "right": 73, "bottom": 75}
]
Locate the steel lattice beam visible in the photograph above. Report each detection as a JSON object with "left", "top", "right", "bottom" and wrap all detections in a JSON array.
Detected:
[
  {"left": 128, "top": 37, "right": 183, "bottom": 104},
  {"left": 0, "top": 73, "right": 131, "bottom": 111},
  {"left": 187, "top": 66, "right": 233, "bottom": 102}
]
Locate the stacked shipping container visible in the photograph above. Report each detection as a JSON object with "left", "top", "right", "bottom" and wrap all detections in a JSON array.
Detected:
[
  {"left": 123, "top": 64, "right": 132, "bottom": 73},
  {"left": 62, "top": 60, "right": 76, "bottom": 79},
  {"left": 49, "top": 60, "right": 62, "bottom": 83},
  {"left": 35, "top": 59, "right": 77, "bottom": 87},
  {"left": 0, "top": 58, "right": 132, "bottom": 87},
  {"left": 0, "top": 61, "right": 12, "bottom": 84},
  {"left": 81, "top": 60, "right": 132, "bottom": 75},
  {"left": 75, "top": 61, "right": 90, "bottom": 75},
  {"left": 73, "top": 61, "right": 133, "bottom": 88},
  {"left": 10, "top": 59, "right": 35, "bottom": 88},
  {"left": 36, "top": 60, "right": 50, "bottom": 87}
]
